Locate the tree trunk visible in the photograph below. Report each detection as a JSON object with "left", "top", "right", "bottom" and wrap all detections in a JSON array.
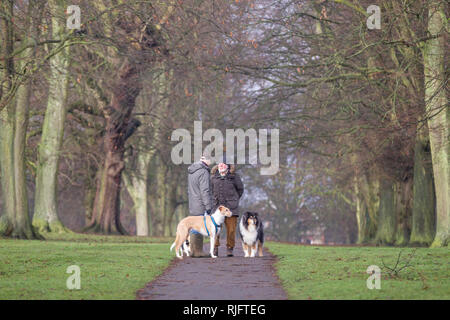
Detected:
[
  {"left": 0, "top": 0, "right": 40, "bottom": 239},
  {"left": 83, "top": 168, "right": 98, "bottom": 226},
  {"left": 410, "top": 127, "right": 436, "bottom": 245},
  {"left": 124, "top": 150, "right": 152, "bottom": 236},
  {"left": 123, "top": 66, "right": 170, "bottom": 236},
  {"left": 33, "top": 0, "right": 71, "bottom": 233},
  {"left": 394, "top": 178, "right": 413, "bottom": 246},
  {"left": 85, "top": 60, "right": 142, "bottom": 234},
  {"left": 375, "top": 181, "right": 396, "bottom": 245},
  {"left": 164, "top": 176, "right": 177, "bottom": 237},
  {"left": 155, "top": 158, "right": 167, "bottom": 236},
  {"left": 354, "top": 177, "right": 369, "bottom": 244},
  {"left": 424, "top": 1, "right": 449, "bottom": 247},
  {"left": 357, "top": 172, "right": 379, "bottom": 243},
  {"left": 0, "top": 0, "right": 14, "bottom": 235},
  {"left": 0, "top": 103, "right": 15, "bottom": 235},
  {"left": 396, "top": 181, "right": 413, "bottom": 246},
  {"left": 12, "top": 65, "right": 35, "bottom": 239},
  {"left": 132, "top": 156, "right": 150, "bottom": 236}
]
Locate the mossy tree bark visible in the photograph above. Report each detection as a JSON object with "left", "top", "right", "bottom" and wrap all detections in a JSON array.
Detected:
[
  {"left": 357, "top": 171, "right": 379, "bottom": 243},
  {"left": 410, "top": 126, "right": 436, "bottom": 245},
  {"left": 354, "top": 177, "right": 369, "bottom": 244},
  {"left": 423, "top": 1, "right": 449, "bottom": 247},
  {"left": 154, "top": 157, "right": 167, "bottom": 236},
  {"left": 375, "top": 181, "right": 397, "bottom": 245},
  {"left": 33, "top": 0, "right": 71, "bottom": 234},
  {"left": 394, "top": 178, "right": 413, "bottom": 246},
  {"left": 0, "top": 0, "right": 40, "bottom": 239},
  {"left": 0, "top": 0, "right": 15, "bottom": 235},
  {"left": 373, "top": 177, "right": 413, "bottom": 246}
]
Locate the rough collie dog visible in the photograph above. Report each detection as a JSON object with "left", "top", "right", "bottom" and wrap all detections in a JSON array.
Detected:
[
  {"left": 239, "top": 211, "right": 264, "bottom": 257},
  {"left": 170, "top": 205, "right": 232, "bottom": 259}
]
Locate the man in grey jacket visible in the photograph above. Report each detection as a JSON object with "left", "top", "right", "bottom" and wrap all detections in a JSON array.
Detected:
[{"left": 187, "top": 156, "right": 213, "bottom": 257}]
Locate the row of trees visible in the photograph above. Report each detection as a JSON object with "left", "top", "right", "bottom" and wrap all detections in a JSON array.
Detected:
[
  {"left": 0, "top": 0, "right": 244, "bottom": 238},
  {"left": 221, "top": 0, "right": 448, "bottom": 246},
  {"left": 0, "top": 0, "right": 448, "bottom": 247},
  {"left": 0, "top": 0, "right": 207, "bottom": 237}
]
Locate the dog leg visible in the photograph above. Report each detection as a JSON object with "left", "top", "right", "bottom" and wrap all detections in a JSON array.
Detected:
[
  {"left": 183, "top": 241, "right": 190, "bottom": 257},
  {"left": 172, "top": 235, "right": 183, "bottom": 259},
  {"left": 176, "top": 243, "right": 183, "bottom": 259},
  {"left": 181, "top": 241, "right": 186, "bottom": 256},
  {"left": 209, "top": 234, "right": 217, "bottom": 258},
  {"left": 243, "top": 243, "right": 249, "bottom": 257},
  {"left": 258, "top": 241, "right": 264, "bottom": 257},
  {"left": 210, "top": 235, "right": 217, "bottom": 258},
  {"left": 250, "top": 244, "right": 256, "bottom": 257},
  {"left": 175, "top": 230, "right": 189, "bottom": 260}
]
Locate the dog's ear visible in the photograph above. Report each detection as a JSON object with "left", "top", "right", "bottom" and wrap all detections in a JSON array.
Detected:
[
  {"left": 244, "top": 212, "right": 251, "bottom": 225},
  {"left": 218, "top": 205, "right": 224, "bottom": 212}
]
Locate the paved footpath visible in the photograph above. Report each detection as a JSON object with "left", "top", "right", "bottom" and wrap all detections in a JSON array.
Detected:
[{"left": 136, "top": 241, "right": 287, "bottom": 300}]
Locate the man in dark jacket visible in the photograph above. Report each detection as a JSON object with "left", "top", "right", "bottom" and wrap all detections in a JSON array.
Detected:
[
  {"left": 211, "top": 162, "right": 244, "bottom": 256},
  {"left": 187, "top": 156, "right": 212, "bottom": 257}
]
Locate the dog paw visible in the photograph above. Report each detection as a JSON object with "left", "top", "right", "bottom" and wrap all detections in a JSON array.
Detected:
[{"left": 211, "top": 255, "right": 217, "bottom": 258}]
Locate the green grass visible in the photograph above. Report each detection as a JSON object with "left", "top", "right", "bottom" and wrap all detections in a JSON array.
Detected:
[
  {"left": 0, "top": 234, "right": 173, "bottom": 299},
  {"left": 2, "top": 234, "right": 448, "bottom": 300},
  {"left": 266, "top": 242, "right": 450, "bottom": 300}
]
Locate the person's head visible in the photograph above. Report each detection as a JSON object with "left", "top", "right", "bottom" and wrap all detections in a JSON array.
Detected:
[
  {"left": 200, "top": 156, "right": 211, "bottom": 167},
  {"left": 218, "top": 162, "right": 229, "bottom": 175}
]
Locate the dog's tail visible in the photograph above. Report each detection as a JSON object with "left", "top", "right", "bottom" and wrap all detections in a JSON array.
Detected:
[{"left": 170, "top": 233, "right": 180, "bottom": 252}]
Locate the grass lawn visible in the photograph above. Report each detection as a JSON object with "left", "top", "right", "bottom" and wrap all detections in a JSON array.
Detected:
[
  {"left": 0, "top": 234, "right": 173, "bottom": 299},
  {"left": 266, "top": 242, "right": 450, "bottom": 300}
]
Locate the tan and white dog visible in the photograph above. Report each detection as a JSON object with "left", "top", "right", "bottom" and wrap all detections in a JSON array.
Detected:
[{"left": 170, "top": 205, "right": 233, "bottom": 259}]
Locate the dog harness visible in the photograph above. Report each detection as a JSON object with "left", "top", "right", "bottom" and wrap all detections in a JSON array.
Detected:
[{"left": 203, "top": 215, "right": 219, "bottom": 237}]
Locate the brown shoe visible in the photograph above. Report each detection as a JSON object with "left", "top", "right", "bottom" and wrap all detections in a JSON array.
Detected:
[{"left": 227, "top": 248, "right": 234, "bottom": 257}]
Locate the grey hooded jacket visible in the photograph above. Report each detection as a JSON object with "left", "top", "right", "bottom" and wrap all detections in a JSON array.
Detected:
[{"left": 188, "top": 161, "right": 213, "bottom": 216}]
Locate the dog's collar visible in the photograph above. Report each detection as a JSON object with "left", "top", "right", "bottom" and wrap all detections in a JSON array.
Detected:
[{"left": 204, "top": 215, "right": 220, "bottom": 237}]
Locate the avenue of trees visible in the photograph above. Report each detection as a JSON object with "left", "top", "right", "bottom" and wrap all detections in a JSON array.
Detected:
[{"left": 0, "top": 0, "right": 448, "bottom": 247}]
